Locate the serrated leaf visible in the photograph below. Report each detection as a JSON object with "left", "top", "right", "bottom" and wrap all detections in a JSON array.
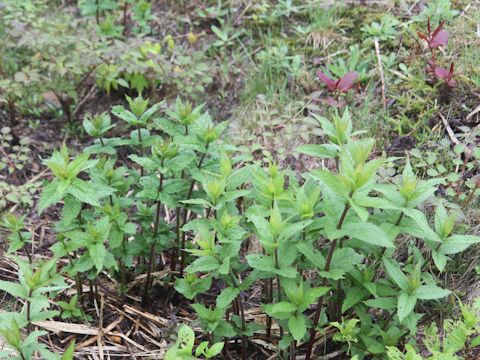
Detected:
[
  {"left": 342, "top": 222, "right": 394, "bottom": 248},
  {"left": 216, "top": 287, "right": 239, "bottom": 309},
  {"left": 383, "top": 258, "right": 409, "bottom": 291},
  {"left": 415, "top": 285, "right": 450, "bottom": 300},
  {"left": 288, "top": 314, "right": 307, "bottom": 342},
  {"left": 186, "top": 256, "right": 220, "bottom": 273},
  {"left": 0, "top": 280, "right": 28, "bottom": 298},
  {"left": 398, "top": 292, "right": 417, "bottom": 322}
]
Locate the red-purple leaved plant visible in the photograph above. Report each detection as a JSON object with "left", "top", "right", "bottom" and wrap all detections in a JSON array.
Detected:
[
  {"left": 432, "top": 62, "right": 457, "bottom": 87},
  {"left": 417, "top": 19, "right": 449, "bottom": 50},
  {"left": 317, "top": 70, "right": 358, "bottom": 92},
  {"left": 419, "top": 19, "right": 457, "bottom": 89},
  {"left": 317, "top": 70, "right": 358, "bottom": 106}
]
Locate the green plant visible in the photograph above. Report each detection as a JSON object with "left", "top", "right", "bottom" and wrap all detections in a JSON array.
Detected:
[
  {"left": 57, "top": 295, "right": 89, "bottom": 321},
  {"left": 0, "top": 127, "right": 41, "bottom": 210},
  {"left": 0, "top": 213, "right": 33, "bottom": 261},
  {"left": 0, "top": 315, "right": 75, "bottom": 360},
  {"left": 414, "top": 0, "right": 460, "bottom": 23},
  {"left": 242, "top": 44, "right": 302, "bottom": 102},
  {"left": 165, "top": 324, "right": 224, "bottom": 360},
  {"left": 362, "top": 14, "right": 399, "bottom": 42},
  {"left": 387, "top": 299, "right": 480, "bottom": 359},
  {"left": 0, "top": 127, "right": 32, "bottom": 174}
]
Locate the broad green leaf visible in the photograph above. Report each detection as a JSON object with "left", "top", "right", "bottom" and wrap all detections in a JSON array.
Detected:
[
  {"left": 295, "top": 144, "right": 337, "bottom": 158},
  {"left": 440, "top": 235, "right": 480, "bottom": 255},
  {"left": 364, "top": 297, "right": 397, "bottom": 310},
  {"left": 431, "top": 250, "right": 448, "bottom": 272},
  {"left": 383, "top": 258, "right": 409, "bottom": 291},
  {"left": 342, "top": 288, "right": 368, "bottom": 313},
  {"left": 342, "top": 222, "right": 394, "bottom": 248},
  {"left": 402, "top": 208, "right": 442, "bottom": 243},
  {"left": 139, "top": 102, "right": 162, "bottom": 123},
  {"left": 67, "top": 179, "right": 101, "bottom": 207},
  {"left": 177, "top": 324, "right": 195, "bottom": 352},
  {"left": 216, "top": 287, "right": 239, "bottom": 309},
  {"left": 0, "top": 280, "right": 28, "bottom": 298},
  {"left": 415, "top": 285, "right": 450, "bottom": 300},
  {"left": 89, "top": 242, "right": 106, "bottom": 272},
  {"left": 288, "top": 314, "right": 307, "bottom": 342},
  {"left": 62, "top": 340, "right": 76, "bottom": 360},
  {"left": 186, "top": 256, "right": 220, "bottom": 273},
  {"left": 310, "top": 169, "right": 349, "bottom": 199},
  {"left": 38, "top": 181, "right": 63, "bottom": 213},
  {"left": 206, "top": 342, "right": 224, "bottom": 357},
  {"left": 397, "top": 292, "right": 417, "bottom": 322},
  {"left": 246, "top": 254, "right": 275, "bottom": 273},
  {"left": 111, "top": 105, "right": 138, "bottom": 125},
  {"left": 265, "top": 301, "right": 297, "bottom": 316},
  {"left": 274, "top": 267, "right": 298, "bottom": 278},
  {"left": 62, "top": 195, "right": 81, "bottom": 224}
]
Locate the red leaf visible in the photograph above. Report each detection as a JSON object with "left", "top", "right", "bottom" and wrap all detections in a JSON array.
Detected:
[
  {"left": 417, "top": 32, "right": 428, "bottom": 42},
  {"left": 429, "top": 30, "right": 448, "bottom": 48},
  {"left": 434, "top": 66, "right": 450, "bottom": 80},
  {"left": 447, "top": 78, "right": 457, "bottom": 87},
  {"left": 431, "top": 21, "right": 445, "bottom": 38},
  {"left": 317, "top": 70, "right": 337, "bottom": 92},
  {"left": 336, "top": 71, "right": 358, "bottom": 92}
]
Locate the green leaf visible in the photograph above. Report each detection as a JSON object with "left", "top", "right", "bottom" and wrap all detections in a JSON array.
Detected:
[
  {"left": 111, "top": 105, "right": 138, "bottom": 125},
  {"left": 440, "top": 235, "right": 480, "bottom": 255},
  {"left": 139, "top": 102, "right": 162, "bottom": 124},
  {"left": 38, "top": 181, "right": 64, "bottom": 213},
  {"left": 206, "top": 342, "right": 224, "bottom": 358},
  {"left": 89, "top": 242, "right": 106, "bottom": 272},
  {"left": 62, "top": 340, "right": 76, "bottom": 360},
  {"left": 246, "top": 254, "right": 275, "bottom": 273},
  {"left": 128, "top": 155, "right": 158, "bottom": 172},
  {"left": 310, "top": 169, "right": 348, "bottom": 199},
  {"left": 186, "top": 256, "right": 220, "bottom": 273},
  {"left": 364, "top": 297, "right": 397, "bottom": 310},
  {"left": 68, "top": 179, "right": 101, "bottom": 207},
  {"left": 402, "top": 208, "right": 442, "bottom": 243},
  {"left": 415, "top": 285, "right": 450, "bottom": 300},
  {"left": 397, "top": 292, "right": 417, "bottom": 322},
  {"left": 295, "top": 144, "right": 337, "bottom": 158},
  {"left": 270, "top": 301, "right": 297, "bottom": 316},
  {"left": 431, "top": 250, "right": 448, "bottom": 272},
  {"left": 61, "top": 195, "right": 82, "bottom": 224},
  {"left": 342, "top": 222, "right": 394, "bottom": 248},
  {"left": 177, "top": 324, "right": 195, "bottom": 352},
  {"left": 342, "top": 288, "right": 368, "bottom": 313},
  {"left": 216, "top": 287, "right": 239, "bottom": 309},
  {"left": 383, "top": 258, "right": 409, "bottom": 291},
  {"left": 288, "top": 314, "right": 307, "bottom": 342},
  {"left": 0, "top": 280, "right": 28, "bottom": 298}
]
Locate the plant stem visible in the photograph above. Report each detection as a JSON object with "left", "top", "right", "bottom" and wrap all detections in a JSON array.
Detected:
[
  {"left": 122, "top": 1, "right": 128, "bottom": 37},
  {"left": 95, "top": 0, "right": 100, "bottom": 25},
  {"left": 290, "top": 340, "right": 296, "bottom": 360},
  {"left": 17, "top": 231, "right": 32, "bottom": 263},
  {"left": 227, "top": 272, "right": 247, "bottom": 360},
  {"left": 274, "top": 243, "right": 284, "bottom": 342},
  {"left": 305, "top": 203, "right": 350, "bottom": 360},
  {"left": 137, "top": 127, "right": 144, "bottom": 177},
  {"left": 179, "top": 143, "right": 209, "bottom": 276},
  {"left": 99, "top": 137, "right": 105, "bottom": 147},
  {"left": 26, "top": 288, "right": 33, "bottom": 334},
  {"left": 170, "top": 207, "right": 181, "bottom": 273},
  {"left": 142, "top": 162, "right": 164, "bottom": 306}
]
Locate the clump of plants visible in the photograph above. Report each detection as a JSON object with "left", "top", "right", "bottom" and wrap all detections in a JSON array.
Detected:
[
  {"left": 418, "top": 19, "right": 458, "bottom": 96},
  {"left": 1, "top": 93, "right": 478, "bottom": 359}
]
